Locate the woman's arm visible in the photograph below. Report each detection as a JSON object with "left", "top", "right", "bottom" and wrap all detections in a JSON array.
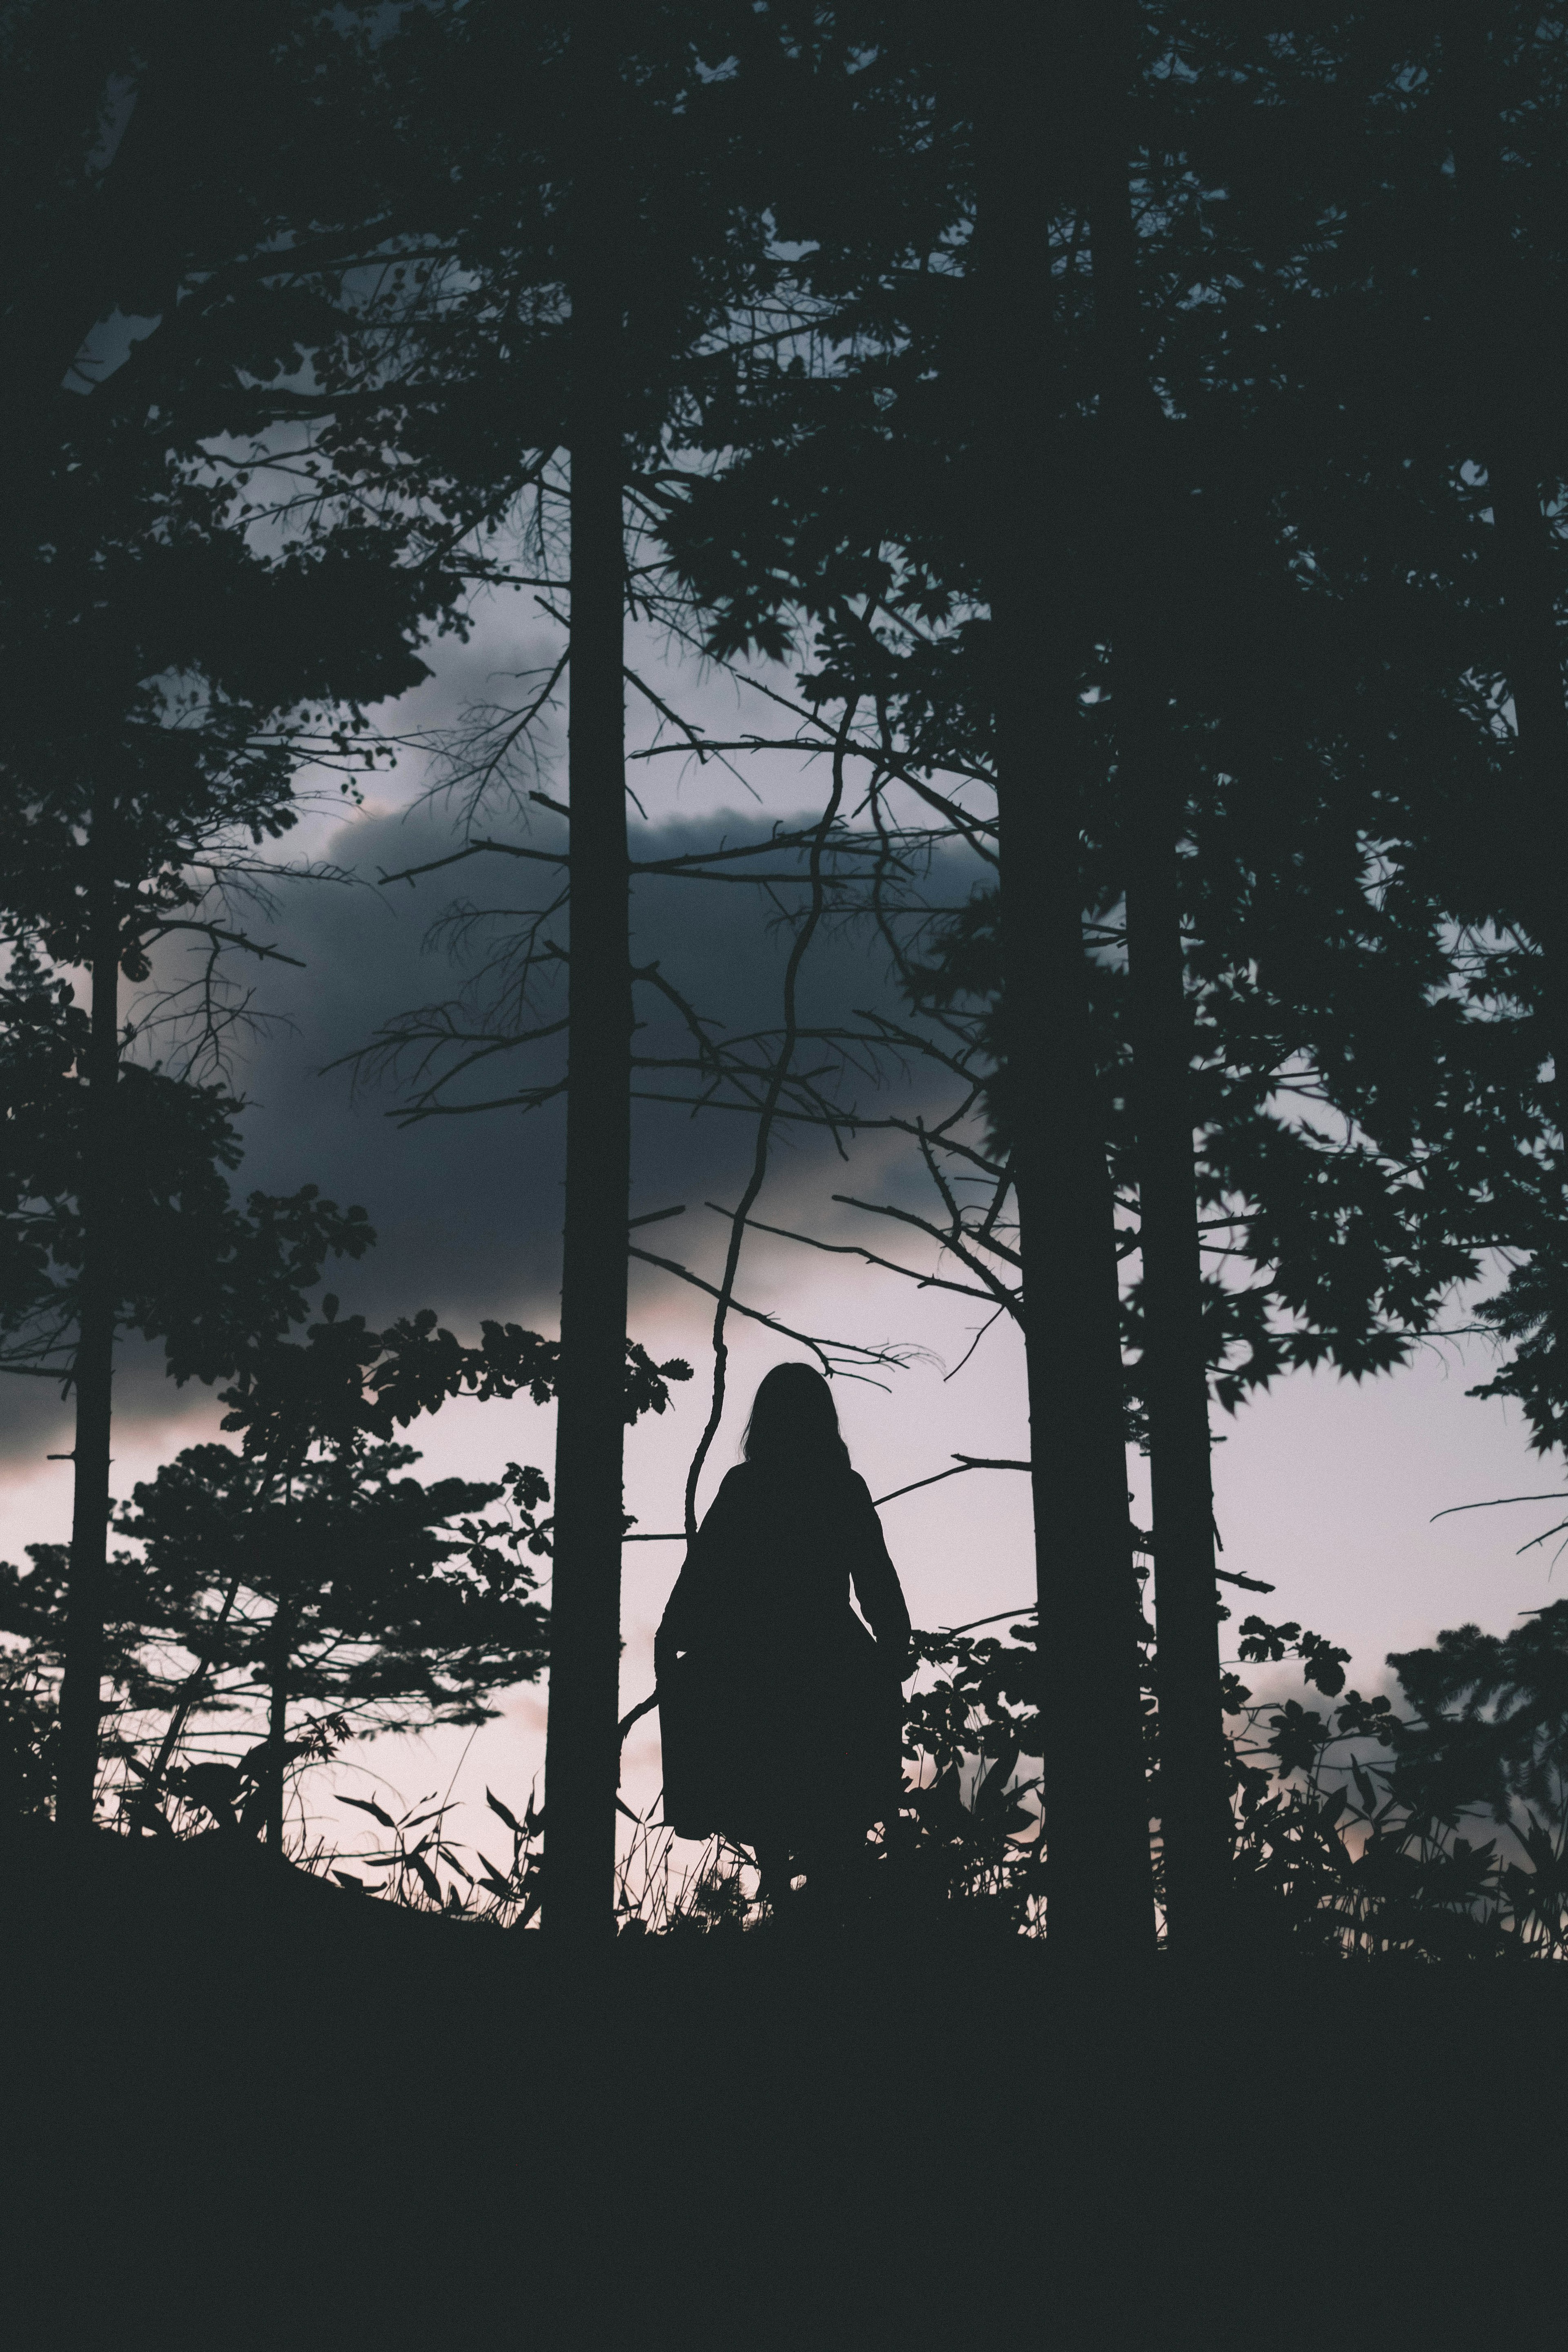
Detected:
[
  {"left": 847, "top": 1476, "right": 912, "bottom": 1679},
  {"left": 655, "top": 1470, "right": 747, "bottom": 1680}
]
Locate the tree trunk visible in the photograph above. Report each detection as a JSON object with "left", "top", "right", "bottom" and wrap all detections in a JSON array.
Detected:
[
  {"left": 1443, "top": 15, "right": 1568, "bottom": 1153},
  {"left": 980, "top": 5, "right": 1153, "bottom": 1960},
  {"left": 542, "top": 3, "right": 632, "bottom": 1942},
  {"left": 264, "top": 1602, "right": 292, "bottom": 1856},
  {"left": 55, "top": 825, "right": 119, "bottom": 1834},
  {"left": 1087, "top": 13, "right": 1231, "bottom": 1954},
  {"left": 996, "top": 762, "right": 1156, "bottom": 1962},
  {"left": 1125, "top": 815, "right": 1230, "bottom": 1950}
]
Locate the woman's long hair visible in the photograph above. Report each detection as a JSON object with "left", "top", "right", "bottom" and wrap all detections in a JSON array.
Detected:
[{"left": 742, "top": 1363, "right": 853, "bottom": 1473}]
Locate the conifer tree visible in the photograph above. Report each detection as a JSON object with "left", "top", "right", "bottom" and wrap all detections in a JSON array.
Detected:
[
  {"left": 1443, "top": 8, "right": 1568, "bottom": 1146},
  {"left": 273, "top": 0, "right": 808, "bottom": 1932},
  {"left": 0, "top": 1272, "right": 583, "bottom": 1838},
  {"left": 652, "top": 1, "right": 1568, "bottom": 1955},
  {"left": 0, "top": 944, "right": 376, "bottom": 1826},
  {"left": 976, "top": 4, "right": 1154, "bottom": 1955},
  {"left": 541, "top": 0, "right": 637, "bottom": 1942},
  {"left": 0, "top": 279, "right": 441, "bottom": 1827}
]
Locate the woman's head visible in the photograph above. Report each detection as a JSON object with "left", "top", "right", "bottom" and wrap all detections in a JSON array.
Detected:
[{"left": 742, "top": 1363, "right": 851, "bottom": 1472}]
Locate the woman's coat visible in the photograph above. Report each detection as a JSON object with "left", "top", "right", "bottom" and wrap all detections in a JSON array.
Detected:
[{"left": 655, "top": 1458, "right": 911, "bottom": 1845}]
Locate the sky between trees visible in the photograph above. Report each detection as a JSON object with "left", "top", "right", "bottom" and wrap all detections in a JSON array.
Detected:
[
  {"left": 6, "top": 2, "right": 1567, "bottom": 1918},
  {"left": 0, "top": 590, "right": 1552, "bottom": 1858}
]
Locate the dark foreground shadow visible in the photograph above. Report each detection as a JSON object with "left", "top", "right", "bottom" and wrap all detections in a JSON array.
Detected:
[{"left": 4, "top": 1823, "right": 1566, "bottom": 2348}]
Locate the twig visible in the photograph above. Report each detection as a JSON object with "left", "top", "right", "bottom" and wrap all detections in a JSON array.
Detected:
[
  {"left": 874, "top": 1454, "right": 1029, "bottom": 1506},
  {"left": 682, "top": 707, "right": 856, "bottom": 1538},
  {"left": 1430, "top": 1492, "right": 1567, "bottom": 1521},
  {"left": 942, "top": 1604, "right": 1038, "bottom": 1637},
  {"left": 701, "top": 1203, "right": 1000, "bottom": 1304},
  {"left": 628, "top": 1244, "right": 897, "bottom": 1375}
]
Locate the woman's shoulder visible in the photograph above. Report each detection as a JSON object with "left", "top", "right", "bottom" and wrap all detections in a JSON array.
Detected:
[
  {"left": 708, "top": 1462, "right": 768, "bottom": 1512},
  {"left": 717, "top": 1460, "right": 792, "bottom": 1506},
  {"left": 713, "top": 1458, "right": 871, "bottom": 1508}
]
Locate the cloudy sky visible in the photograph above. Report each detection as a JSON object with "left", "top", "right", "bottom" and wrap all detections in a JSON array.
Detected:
[{"left": 4, "top": 575, "right": 1561, "bottom": 1884}]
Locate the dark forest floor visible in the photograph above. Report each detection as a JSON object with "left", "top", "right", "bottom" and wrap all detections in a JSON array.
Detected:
[{"left": 3, "top": 1828, "right": 1565, "bottom": 2348}]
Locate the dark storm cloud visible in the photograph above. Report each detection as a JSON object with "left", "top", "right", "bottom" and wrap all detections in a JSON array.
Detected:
[
  {"left": 222, "top": 798, "right": 985, "bottom": 1330},
  {"left": 0, "top": 794, "right": 985, "bottom": 1471},
  {"left": 0, "top": 1338, "right": 218, "bottom": 1471}
]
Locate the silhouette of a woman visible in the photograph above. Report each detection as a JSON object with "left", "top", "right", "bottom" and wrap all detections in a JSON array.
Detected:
[{"left": 655, "top": 1363, "right": 911, "bottom": 1910}]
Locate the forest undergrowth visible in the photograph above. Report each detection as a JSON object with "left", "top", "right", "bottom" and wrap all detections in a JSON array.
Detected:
[{"left": 20, "top": 1578, "right": 1557, "bottom": 1960}]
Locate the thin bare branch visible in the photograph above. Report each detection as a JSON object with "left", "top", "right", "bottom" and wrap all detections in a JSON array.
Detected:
[
  {"left": 629, "top": 1242, "right": 906, "bottom": 1379},
  {"left": 682, "top": 708, "right": 857, "bottom": 1537},
  {"left": 701, "top": 1203, "right": 1000, "bottom": 1303}
]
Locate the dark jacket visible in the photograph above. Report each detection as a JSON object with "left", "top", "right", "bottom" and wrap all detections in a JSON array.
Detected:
[{"left": 655, "top": 1457, "right": 911, "bottom": 1845}]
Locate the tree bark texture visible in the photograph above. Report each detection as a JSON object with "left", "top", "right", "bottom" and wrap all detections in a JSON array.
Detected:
[
  {"left": 542, "top": 5, "right": 632, "bottom": 1942},
  {"left": 980, "top": 5, "right": 1153, "bottom": 1960},
  {"left": 56, "top": 831, "right": 119, "bottom": 1833},
  {"left": 1125, "top": 820, "right": 1229, "bottom": 1949},
  {"left": 264, "top": 1604, "right": 292, "bottom": 1856},
  {"left": 1086, "top": 12, "right": 1231, "bottom": 1954},
  {"left": 1444, "top": 13, "right": 1568, "bottom": 1152}
]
